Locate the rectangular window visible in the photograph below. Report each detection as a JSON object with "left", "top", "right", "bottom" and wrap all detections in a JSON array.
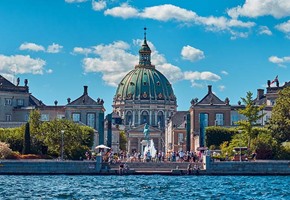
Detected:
[
  {"left": 231, "top": 114, "right": 239, "bottom": 126},
  {"left": 178, "top": 133, "right": 184, "bottom": 143},
  {"left": 87, "top": 113, "right": 95, "bottom": 128},
  {"left": 57, "top": 114, "right": 65, "bottom": 119},
  {"left": 72, "top": 113, "right": 81, "bottom": 122},
  {"left": 41, "top": 114, "right": 49, "bottom": 121},
  {"left": 5, "top": 114, "right": 11, "bottom": 122},
  {"left": 5, "top": 98, "right": 12, "bottom": 106},
  {"left": 17, "top": 99, "right": 24, "bottom": 106},
  {"left": 215, "top": 113, "right": 224, "bottom": 126},
  {"left": 24, "top": 114, "right": 29, "bottom": 122}
]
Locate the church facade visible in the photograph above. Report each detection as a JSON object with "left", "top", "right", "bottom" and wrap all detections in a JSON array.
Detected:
[{"left": 112, "top": 30, "right": 177, "bottom": 153}]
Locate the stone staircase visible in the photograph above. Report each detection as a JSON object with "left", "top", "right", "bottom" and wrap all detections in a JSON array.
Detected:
[{"left": 107, "top": 162, "right": 203, "bottom": 173}]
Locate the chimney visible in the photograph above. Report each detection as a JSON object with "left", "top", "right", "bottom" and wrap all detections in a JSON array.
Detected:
[
  {"left": 24, "top": 79, "right": 28, "bottom": 86},
  {"left": 84, "top": 86, "right": 88, "bottom": 95},
  {"left": 257, "top": 89, "right": 264, "bottom": 100},
  {"left": 208, "top": 85, "right": 212, "bottom": 93},
  {"left": 67, "top": 98, "right": 71, "bottom": 103}
]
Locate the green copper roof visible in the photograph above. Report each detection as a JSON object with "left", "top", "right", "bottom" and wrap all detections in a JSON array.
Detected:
[{"left": 115, "top": 67, "right": 175, "bottom": 101}]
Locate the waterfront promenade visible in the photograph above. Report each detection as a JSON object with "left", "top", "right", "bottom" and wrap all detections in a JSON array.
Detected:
[{"left": 0, "top": 157, "right": 289, "bottom": 175}]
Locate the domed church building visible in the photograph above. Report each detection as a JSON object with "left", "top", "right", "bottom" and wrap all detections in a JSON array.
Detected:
[{"left": 112, "top": 29, "right": 177, "bottom": 153}]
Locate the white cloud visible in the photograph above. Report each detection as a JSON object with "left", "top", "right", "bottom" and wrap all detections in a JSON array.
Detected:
[
  {"left": 140, "top": 4, "right": 197, "bottom": 22},
  {"left": 258, "top": 26, "right": 272, "bottom": 35},
  {"left": 218, "top": 85, "right": 226, "bottom": 91},
  {"left": 92, "top": 0, "right": 106, "bottom": 11},
  {"left": 65, "top": 0, "right": 88, "bottom": 3},
  {"left": 197, "top": 16, "right": 254, "bottom": 32},
  {"left": 19, "top": 42, "right": 63, "bottom": 54},
  {"left": 78, "top": 40, "right": 220, "bottom": 87},
  {"left": 104, "top": 4, "right": 255, "bottom": 38},
  {"left": 0, "top": 54, "right": 46, "bottom": 75},
  {"left": 183, "top": 71, "right": 221, "bottom": 87},
  {"left": 181, "top": 45, "right": 205, "bottom": 62},
  {"left": 104, "top": 3, "right": 139, "bottom": 19},
  {"left": 227, "top": 0, "right": 290, "bottom": 19},
  {"left": 73, "top": 47, "right": 93, "bottom": 55},
  {"left": 47, "top": 43, "right": 63, "bottom": 53},
  {"left": 82, "top": 41, "right": 137, "bottom": 86},
  {"left": 157, "top": 63, "right": 184, "bottom": 83},
  {"left": 275, "top": 20, "right": 290, "bottom": 38},
  {"left": 184, "top": 71, "right": 221, "bottom": 82},
  {"left": 230, "top": 31, "right": 249, "bottom": 40},
  {"left": 19, "top": 42, "right": 45, "bottom": 52},
  {"left": 221, "top": 70, "right": 228, "bottom": 75},
  {"left": 269, "top": 55, "right": 290, "bottom": 67}
]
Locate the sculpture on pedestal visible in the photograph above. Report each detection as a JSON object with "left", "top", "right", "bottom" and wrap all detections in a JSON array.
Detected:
[{"left": 143, "top": 123, "right": 150, "bottom": 141}]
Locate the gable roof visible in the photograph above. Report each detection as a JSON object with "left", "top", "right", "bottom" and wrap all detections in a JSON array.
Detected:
[
  {"left": 0, "top": 75, "right": 29, "bottom": 93},
  {"left": 196, "top": 85, "right": 227, "bottom": 106},
  {"left": 29, "top": 94, "right": 46, "bottom": 106},
  {"left": 171, "top": 111, "right": 188, "bottom": 129},
  {"left": 67, "top": 86, "right": 103, "bottom": 106},
  {"left": 0, "top": 75, "right": 15, "bottom": 87}
]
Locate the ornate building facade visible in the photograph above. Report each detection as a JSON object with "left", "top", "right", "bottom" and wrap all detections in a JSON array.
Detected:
[
  {"left": 112, "top": 30, "right": 177, "bottom": 153},
  {"left": 0, "top": 75, "right": 105, "bottom": 148}
]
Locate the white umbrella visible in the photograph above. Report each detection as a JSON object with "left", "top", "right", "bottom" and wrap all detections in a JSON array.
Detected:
[{"left": 95, "top": 144, "right": 110, "bottom": 149}]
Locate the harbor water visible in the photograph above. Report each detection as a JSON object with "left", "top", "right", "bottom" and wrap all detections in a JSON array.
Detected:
[{"left": 0, "top": 175, "right": 289, "bottom": 199}]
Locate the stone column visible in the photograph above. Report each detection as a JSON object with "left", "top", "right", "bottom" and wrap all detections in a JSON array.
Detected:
[
  {"left": 138, "top": 138, "right": 141, "bottom": 153},
  {"left": 132, "top": 110, "right": 135, "bottom": 126},
  {"left": 138, "top": 110, "right": 141, "bottom": 125},
  {"left": 155, "top": 111, "right": 158, "bottom": 125},
  {"left": 149, "top": 110, "right": 152, "bottom": 125},
  {"left": 128, "top": 139, "right": 131, "bottom": 154}
]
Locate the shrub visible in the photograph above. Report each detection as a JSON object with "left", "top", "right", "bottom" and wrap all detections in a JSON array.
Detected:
[
  {"left": 206, "top": 126, "right": 236, "bottom": 148},
  {"left": 0, "top": 142, "right": 13, "bottom": 159}
]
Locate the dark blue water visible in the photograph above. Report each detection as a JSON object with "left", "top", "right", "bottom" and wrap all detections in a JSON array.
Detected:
[{"left": 0, "top": 175, "right": 289, "bottom": 199}]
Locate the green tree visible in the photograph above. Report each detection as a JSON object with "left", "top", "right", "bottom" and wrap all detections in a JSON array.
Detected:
[
  {"left": 40, "top": 119, "right": 93, "bottom": 159},
  {"left": 29, "top": 109, "right": 41, "bottom": 135},
  {"left": 22, "top": 122, "right": 31, "bottom": 154},
  {"left": 0, "top": 127, "right": 24, "bottom": 152},
  {"left": 237, "top": 91, "right": 265, "bottom": 149},
  {"left": 267, "top": 86, "right": 290, "bottom": 143},
  {"left": 119, "top": 131, "right": 127, "bottom": 151},
  {"left": 28, "top": 109, "right": 45, "bottom": 154},
  {"left": 206, "top": 126, "right": 235, "bottom": 148}
]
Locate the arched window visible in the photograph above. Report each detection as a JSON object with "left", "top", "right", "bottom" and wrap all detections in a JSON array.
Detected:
[
  {"left": 141, "top": 111, "right": 149, "bottom": 124},
  {"left": 125, "top": 111, "right": 132, "bottom": 125},
  {"left": 157, "top": 111, "right": 164, "bottom": 128}
]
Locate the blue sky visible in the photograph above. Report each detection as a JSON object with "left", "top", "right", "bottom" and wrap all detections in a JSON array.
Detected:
[{"left": 0, "top": 0, "right": 290, "bottom": 113}]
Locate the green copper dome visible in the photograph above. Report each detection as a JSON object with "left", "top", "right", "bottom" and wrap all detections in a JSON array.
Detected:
[
  {"left": 114, "top": 28, "right": 176, "bottom": 102},
  {"left": 115, "top": 67, "right": 175, "bottom": 101}
]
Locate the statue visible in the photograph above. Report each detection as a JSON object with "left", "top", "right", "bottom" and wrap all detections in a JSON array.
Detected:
[{"left": 143, "top": 123, "right": 150, "bottom": 141}]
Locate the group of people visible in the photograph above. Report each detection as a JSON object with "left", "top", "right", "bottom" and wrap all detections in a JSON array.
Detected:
[
  {"left": 99, "top": 149, "right": 204, "bottom": 164},
  {"left": 168, "top": 150, "right": 203, "bottom": 163}
]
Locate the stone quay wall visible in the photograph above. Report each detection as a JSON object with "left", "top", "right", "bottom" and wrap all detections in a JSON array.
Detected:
[
  {"left": 0, "top": 159, "right": 102, "bottom": 175},
  {"left": 205, "top": 156, "right": 290, "bottom": 175}
]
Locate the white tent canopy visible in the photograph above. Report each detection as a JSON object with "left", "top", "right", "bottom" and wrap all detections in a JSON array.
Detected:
[{"left": 95, "top": 144, "right": 110, "bottom": 149}]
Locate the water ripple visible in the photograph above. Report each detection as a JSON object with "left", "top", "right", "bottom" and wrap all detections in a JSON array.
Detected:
[{"left": 0, "top": 175, "right": 289, "bottom": 199}]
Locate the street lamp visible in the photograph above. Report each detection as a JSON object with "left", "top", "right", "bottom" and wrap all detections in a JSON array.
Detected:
[
  {"left": 238, "top": 130, "right": 242, "bottom": 162},
  {"left": 61, "top": 130, "right": 64, "bottom": 160}
]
